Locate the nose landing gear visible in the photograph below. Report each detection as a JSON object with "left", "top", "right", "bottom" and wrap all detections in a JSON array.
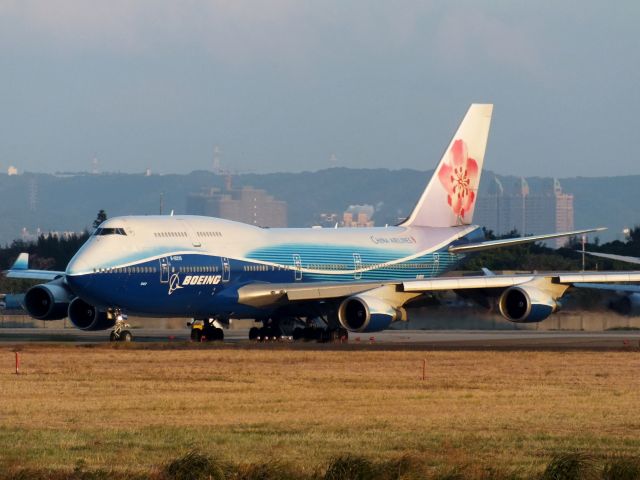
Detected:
[{"left": 109, "top": 309, "right": 133, "bottom": 342}]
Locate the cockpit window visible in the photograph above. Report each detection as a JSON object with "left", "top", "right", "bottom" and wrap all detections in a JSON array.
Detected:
[{"left": 94, "top": 227, "right": 127, "bottom": 236}]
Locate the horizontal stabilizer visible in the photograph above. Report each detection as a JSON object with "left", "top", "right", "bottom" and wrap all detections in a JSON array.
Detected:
[
  {"left": 448, "top": 227, "right": 606, "bottom": 254},
  {"left": 580, "top": 251, "right": 640, "bottom": 265}
]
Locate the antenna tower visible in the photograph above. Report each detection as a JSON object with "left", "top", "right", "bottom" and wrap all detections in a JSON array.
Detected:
[
  {"left": 212, "top": 145, "right": 221, "bottom": 173},
  {"left": 28, "top": 178, "right": 38, "bottom": 212},
  {"left": 91, "top": 155, "right": 99, "bottom": 174}
]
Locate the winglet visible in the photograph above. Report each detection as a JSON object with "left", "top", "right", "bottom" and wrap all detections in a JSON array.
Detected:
[
  {"left": 11, "top": 253, "right": 29, "bottom": 270},
  {"left": 4, "top": 252, "right": 64, "bottom": 281}
]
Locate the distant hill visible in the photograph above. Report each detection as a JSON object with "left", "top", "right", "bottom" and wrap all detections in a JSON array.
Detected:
[{"left": 0, "top": 169, "right": 637, "bottom": 245}]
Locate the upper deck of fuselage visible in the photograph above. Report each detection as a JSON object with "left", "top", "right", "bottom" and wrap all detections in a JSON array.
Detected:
[{"left": 66, "top": 215, "right": 482, "bottom": 275}]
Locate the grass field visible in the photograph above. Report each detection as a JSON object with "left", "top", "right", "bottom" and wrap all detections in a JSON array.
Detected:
[{"left": 1, "top": 343, "right": 640, "bottom": 478}]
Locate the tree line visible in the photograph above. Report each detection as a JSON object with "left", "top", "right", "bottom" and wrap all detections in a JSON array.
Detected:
[{"left": 0, "top": 210, "right": 106, "bottom": 293}]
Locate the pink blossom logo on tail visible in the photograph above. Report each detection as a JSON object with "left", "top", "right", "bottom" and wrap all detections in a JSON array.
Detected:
[{"left": 437, "top": 139, "right": 478, "bottom": 223}]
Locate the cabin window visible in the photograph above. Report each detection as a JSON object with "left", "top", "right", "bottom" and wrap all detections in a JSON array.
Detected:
[{"left": 94, "top": 227, "right": 126, "bottom": 236}]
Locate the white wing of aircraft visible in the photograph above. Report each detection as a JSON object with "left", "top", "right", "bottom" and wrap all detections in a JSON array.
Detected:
[{"left": 6, "top": 103, "right": 637, "bottom": 341}]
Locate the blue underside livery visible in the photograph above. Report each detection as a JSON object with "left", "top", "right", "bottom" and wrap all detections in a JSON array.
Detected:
[{"left": 66, "top": 241, "right": 466, "bottom": 318}]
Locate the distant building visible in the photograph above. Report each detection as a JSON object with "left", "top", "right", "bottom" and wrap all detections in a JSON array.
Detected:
[
  {"left": 7, "top": 166, "right": 18, "bottom": 176},
  {"left": 20, "top": 228, "right": 84, "bottom": 242},
  {"left": 317, "top": 212, "right": 339, "bottom": 228},
  {"left": 342, "top": 205, "right": 375, "bottom": 228},
  {"left": 475, "top": 177, "right": 574, "bottom": 248},
  {"left": 187, "top": 186, "right": 287, "bottom": 227}
]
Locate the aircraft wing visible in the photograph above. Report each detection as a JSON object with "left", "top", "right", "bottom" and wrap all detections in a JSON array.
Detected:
[
  {"left": 404, "top": 271, "right": 640, "bottom": 292},
  {"left": 449, "top": 227, "right": 605, "bottom": 254},
  {"left": 237, "top": 270, "right": 640, "bottom": 308},
  {"left": 3, "top": 253, "right": 64, "bottom": 281},
  {"left": 237, "top": 281, "right": 390, "bottom": 308},
  {"left": 572, "top": 282, "right": 640, "bottom": 294}
]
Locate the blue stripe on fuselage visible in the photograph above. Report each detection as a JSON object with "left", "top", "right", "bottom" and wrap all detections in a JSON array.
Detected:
[
  {"left": 65, "top": 246, "right": 463, "bottom": 317},
  {"left": 66, "top": 229, "right": 482, "bottom": 317}
]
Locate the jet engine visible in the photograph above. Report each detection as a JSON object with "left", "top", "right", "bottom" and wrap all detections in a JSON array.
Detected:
[
  {"left": 498, "top": 286, "right": 559, "bottom": 323},
  {"left": 609, "top": 293, "right": 640, "bottom": 316},
  {"left": 24, "top": 279, "right": 75, "bottom": 320},
  {"left": 67, "top": 297, "right": 115, "bottom": 331},
  {"left": 338, "top": 294, "right": 403, "bottom": 332}
]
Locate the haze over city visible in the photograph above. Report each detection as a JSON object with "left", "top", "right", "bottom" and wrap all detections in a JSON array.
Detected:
[{"left": 1, "top": 1, "right": 638, "bottom": 177}]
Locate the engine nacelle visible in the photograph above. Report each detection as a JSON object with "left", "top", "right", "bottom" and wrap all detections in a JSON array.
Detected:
[
  {"left": 498, "top": 286, "right": 559, "bottom": 323},
  {"left": 24, "top": 279, "right": 75, "bottom": 320},
  {"left": 67, "top": 298, "right": 115, "bottom": 331},
  {"left": 609, "top": 293, "right": 640, "bottom": 316},
  {"left": 338, "top": 294, "right": 402, "bottom": 332}
]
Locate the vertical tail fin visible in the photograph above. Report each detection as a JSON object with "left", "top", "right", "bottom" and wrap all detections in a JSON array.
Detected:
[{"left": 401, "top": 103, "right": 493, "bottom": 227}]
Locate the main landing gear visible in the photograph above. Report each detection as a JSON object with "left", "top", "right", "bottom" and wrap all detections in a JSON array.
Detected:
[
  {"left": 249, "top": 316, "right": 348, "bottom": 343},
  {"left": 292, "top": 326, "right": 348, "bottom": 342},
  {"left": 189, "top": 318, "right": 224, "bottom": 342},
  {"left": 109, "top": 310, "right": 133, "bottom": 342}
]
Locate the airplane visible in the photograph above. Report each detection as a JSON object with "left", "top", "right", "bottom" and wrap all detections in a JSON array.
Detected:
[
  {"left": 575, "top": 250, "right": 640, "bottom": 315},
  {"left": 7, "top": 103, "right": 640, "bottom": 342}
]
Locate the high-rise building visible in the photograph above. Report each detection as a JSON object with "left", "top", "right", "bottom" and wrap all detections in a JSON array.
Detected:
[
  {"left": 187, "top": 186, "right": 287, "bottom": 227},
  {"left": 342, "top": 205, "right": 375, "bottom": 228},
  {"left": 475, "top": 177, "right": 574, "bottom": 247}
]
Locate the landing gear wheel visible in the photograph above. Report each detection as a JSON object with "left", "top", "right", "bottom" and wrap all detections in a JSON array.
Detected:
[
  {"left": 336, "top": 328, "right": 349, "bottom": 342},
  {"left": 269, "top": 325, "right": 282, "bottom": 340},
  {"left": 109, "top": 309, "right": 132, "bottom": 342},
  {"left": 214, "top": 328, "right": 224, "bottom": 341},
  {"left": 191, "top": 329, "right": 203, "bottom": 342},
  {"left": 258, "top": 327, "right": 268, "bottom": 341},
  {"left": 249, "top": 327, "right": 259, "bottom": 341},
  {"left": 292, "top": 327, "right": 304, "bottom": 341},
  {"left": 303, "top": 327, "right": 316, "bottom": 342}
]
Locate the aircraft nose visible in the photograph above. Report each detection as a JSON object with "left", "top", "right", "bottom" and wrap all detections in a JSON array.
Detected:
[{"left": 66, "top": 254, "right": 90, "bottom": 276}]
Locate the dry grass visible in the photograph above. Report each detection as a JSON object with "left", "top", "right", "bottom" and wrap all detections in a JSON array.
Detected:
[{"left": 1, "top": 344, "right": 640, "bottom": 476}]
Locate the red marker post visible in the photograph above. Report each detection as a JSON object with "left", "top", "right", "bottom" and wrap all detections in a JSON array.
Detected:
[
  {"left": 15, "top": 351, "right": 20, "bottom": 375},
  {"left": 422, "top": 358, "right": 426, "bottom": 381}
]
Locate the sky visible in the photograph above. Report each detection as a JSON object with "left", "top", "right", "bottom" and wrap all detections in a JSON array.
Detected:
[{"left": 0, "top": 1, "right": 638, "bottom": 177}]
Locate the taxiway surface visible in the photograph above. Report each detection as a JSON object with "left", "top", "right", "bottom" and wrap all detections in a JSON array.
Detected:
[{"left": 1, "top": 328, "right": 640, "bottom": 350}]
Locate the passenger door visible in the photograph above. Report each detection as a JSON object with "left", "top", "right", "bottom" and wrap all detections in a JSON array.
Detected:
[
  {"left": 221, "top": 257, "right": 231, "bottom": 283},
  {"left": 353, "top": 253, "right": 362, "bottom": 280},
  {"left": 159, "top": 257, "right": 171, "bottom": 284},
  {"left": 293, "top": 254, "right": 302, "bottom": 281}
]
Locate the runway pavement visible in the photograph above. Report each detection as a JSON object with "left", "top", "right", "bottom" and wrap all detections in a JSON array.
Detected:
[{"left": 1, "top": 327, "right": 640, "bottom": 350}]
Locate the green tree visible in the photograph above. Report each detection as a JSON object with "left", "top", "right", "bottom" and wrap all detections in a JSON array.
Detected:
[{"left": 93, "top": 209, "right": 107, "bottom": 229}]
